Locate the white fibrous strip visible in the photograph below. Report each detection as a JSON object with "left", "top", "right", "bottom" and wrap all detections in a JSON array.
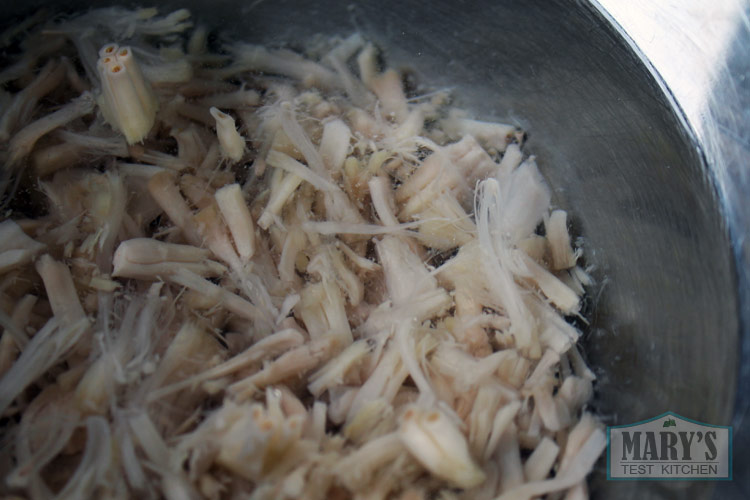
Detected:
[
  {"left": 0, "top": 317, "right": 89, "bottom": 416},
  {"left": 399, "top": 406, "right": 486, "bottom": 488},
  {"left": 112, "top": 238, "right": 226, "bottom": 279},
  {"left": 0, "top": 8, "right": 602, "bottom": 500},
  {"left": 97, "top": 45, "right": 158, "bottom": 144},
  {"left": 0, "top": 220, "right": 46, "bottom": 275},
  {"left": 7, "top": 91, "right": 96, "bottom": 167},
  {"left": 441, "top": 109, "right": 520, "bottom": 153},
  {"left": 214, "top": 183, "right": 256, "bottom": 262},
  {"left": 546, "top": 209, "right": 579, "bottom": 270},
  {"left": 209, "top": 107, "right": 245, "bottom": 162},
  {"left": 319, "top": 118, "right": 351, "bottom": 172},
  {"left": 0, "top": 60, "right": 66, "bottom": 142}
]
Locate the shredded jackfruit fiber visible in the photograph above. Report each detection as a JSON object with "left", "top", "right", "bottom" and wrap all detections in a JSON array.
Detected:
[{"left": 0, "top": 6, "right": 604, "bottom": 500}]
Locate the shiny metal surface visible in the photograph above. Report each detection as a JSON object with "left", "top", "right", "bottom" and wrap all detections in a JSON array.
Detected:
[
  {"left": 2, "top": 0, "right": 747, "bottom": 498},
  {"left": 594, "top": 2, "right": 750, "bottom": 497}
]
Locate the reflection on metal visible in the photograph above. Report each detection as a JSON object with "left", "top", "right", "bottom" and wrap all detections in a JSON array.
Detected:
[
  {"left": 595, "top": 1, "right": 750, "bottom": 498},
  {"left": 595, "top": 0, "right": 742, "bottom": 136}
]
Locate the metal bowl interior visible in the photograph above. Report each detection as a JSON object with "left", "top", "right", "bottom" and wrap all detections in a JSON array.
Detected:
[{"left": 1, "top": 0, "right": 743, "bottom": 498}]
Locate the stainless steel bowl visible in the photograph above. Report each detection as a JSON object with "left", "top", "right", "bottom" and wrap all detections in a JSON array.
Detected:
[{"left": 2, "top": 0, "right": 747, "bottom": 498}]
